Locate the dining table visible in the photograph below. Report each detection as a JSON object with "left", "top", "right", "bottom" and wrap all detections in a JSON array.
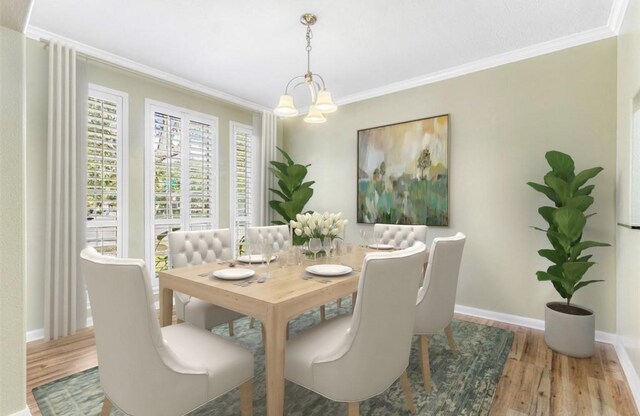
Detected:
[{"left": 159, "top": 245, "right": 375, "bottom": 416}]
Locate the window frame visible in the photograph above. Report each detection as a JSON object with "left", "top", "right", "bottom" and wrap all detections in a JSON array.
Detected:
[
  {"left": 229, "top": 121, "right": 258, "bottom": 253},
  {"left": 86, "top": 83, "right": 129, "bottom": 257},
  {"left": 144, "top": 99, "right": 219, "bottom": 281}
]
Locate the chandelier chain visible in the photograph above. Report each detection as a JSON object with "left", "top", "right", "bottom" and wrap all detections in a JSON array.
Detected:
[{"left": 305, "top": 25, "right": 313, "bottom": 74}]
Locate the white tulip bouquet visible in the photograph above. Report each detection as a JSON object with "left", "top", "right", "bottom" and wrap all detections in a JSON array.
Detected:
[{"left": 290, "top": 211, "right": 348, "bottom": 245}]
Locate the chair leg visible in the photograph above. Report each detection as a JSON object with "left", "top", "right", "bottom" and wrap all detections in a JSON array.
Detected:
[
  {"left": 286, "top": 321, "right": 290, "bottom": 340},
  {"left": 445, "top": 324, "right": 457, "bottom": 352},
  {"left": 228, "top": 320, "right": 235, "bottom": 337},
  {"left": 347, "top": 401, "right": 359, "bottom": 416},
  {"left": 101, "top": 396, "right": 112, "bottom": 416},
  {"left": 261, "top": 324, "right": 266, "bottom": 343},
  {"left": 320, "top": 305, "right": 326, "bottom": 321},
  {"left": 176, "top": 318, "right": 184, "bottom": 324},
  {"left": 351, "top": 292, "right": 357, "bottom": 312},
  {"left": 240, "top": 379, "right": 253, "bottom": 416},
  {"left": 250, "top": 317, "right": 256, "bottom": 329},
  {"left": 419, "top": 334, "right": 433, "bottom": 393},
  {"left": 337, "top": 297, "right": 342, "bottom": 308},
  {"left": 399, "top": 370, "right": 417, "bottom": 414}
]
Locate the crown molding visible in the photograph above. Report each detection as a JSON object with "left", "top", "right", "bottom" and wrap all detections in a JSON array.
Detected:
[
  {"left": 609, "top": 0, "right": 631, "bottom": 35},
  {"left": 25, "top": 26, "right": 269, "bottom": 114},
  {"left": 335, "top": 25, "right": 617, "bottom": 108}
]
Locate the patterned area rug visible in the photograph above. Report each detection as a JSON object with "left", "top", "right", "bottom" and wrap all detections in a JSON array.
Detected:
[{"left": 34, "top": 299, "right": 513, "bottom": 415}]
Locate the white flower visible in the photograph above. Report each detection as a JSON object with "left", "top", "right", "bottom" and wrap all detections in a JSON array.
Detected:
[
  {"left": 322, "top": 227, "right": 329, "bottom": 235},
  {"left": 295, "top": 228, "right": 303, "bottom": 236},
  {"left": 304, "top": 227, "right": 311, "bottom": 236},
  {"left": 296, "top": 213, "right": 304, "bottom": 222}
]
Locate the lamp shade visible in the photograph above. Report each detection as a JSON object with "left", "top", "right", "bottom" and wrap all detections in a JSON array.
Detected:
[
  {"left": 274, "top": 94, "right": 299, "bottom": 117},
  {"left": 315, "top": 89, "right": 337, "bottom": 113},
  {"left": 303, "top": 106, "right": 327, "bottom": 124}
]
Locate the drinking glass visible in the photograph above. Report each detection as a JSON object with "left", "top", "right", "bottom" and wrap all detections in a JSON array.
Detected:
[
  {"left": 308, "top": 238, "right": 322, "bottom": 263},
  {"left": 360, "top": 230, "right": 371, "bottom": 247},
  {"left": 262, "top": 238, "right": 275, "bottom": 267},
  {"left": 374, "top": 230, "right": 383, "bottom": 248},
  {"left": 323, "top": 237, "right": 333, "bottom": 262}
]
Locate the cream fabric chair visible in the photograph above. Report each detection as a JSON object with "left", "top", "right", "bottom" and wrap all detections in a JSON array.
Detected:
[
  {"left": 246, "top": 224, "right": 290, "bottom": 251},
  {"left": 79, "top": 247, "right": 254, "bottom": 416},
  {"left": 168, "top": 229, "right": 243, "bottom": 336},
  {"left": 285, "top": 242, "right": 427, "bottom": 415},
  {"left": 373, "top": 224, "right": 428, "bottom": 248},
  {"left": 414, "top": 232, "right": 466, "bottom": 392}
]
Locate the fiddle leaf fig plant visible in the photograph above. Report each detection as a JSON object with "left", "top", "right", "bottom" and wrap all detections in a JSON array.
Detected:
[
  {"left": 269, "top": 147, "right": 314, "bottom": 244},
  {"left": 527, "top": 151, "right": 609, "bottom": 306}
]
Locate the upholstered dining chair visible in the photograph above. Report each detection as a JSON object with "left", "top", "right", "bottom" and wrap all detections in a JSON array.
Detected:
[
  {"left": 284, "top": 242, "right": 427, "bottom": 416},
  {"left": 373, "top": 224, "right": 428, "bottom": 248},
  {"left": 80, "top": 247, "right": 254, "bottom": 416},
  {"left": 414, "top": 232, "right": 466, "bottom": 393},
  {"left": 168, "top": 229, "right": 244, "bottom": 336}
]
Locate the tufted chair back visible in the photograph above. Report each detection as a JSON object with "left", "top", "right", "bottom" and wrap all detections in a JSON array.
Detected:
[
  {"left": 247, "top": 225, "right": 290, "bottom": 251},
  {"left": 168, "top": 229, "right": 233, "bottom": 269},
  {"left": 373, "top": 224, "right": 428, "bottom": 249}
]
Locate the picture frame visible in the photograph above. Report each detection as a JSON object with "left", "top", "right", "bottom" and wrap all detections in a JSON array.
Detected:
[{"left": 357, "top": 114, "right": 449, "bottom": 226}]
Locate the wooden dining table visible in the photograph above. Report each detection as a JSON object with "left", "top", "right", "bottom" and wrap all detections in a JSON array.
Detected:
[{"left": 158, "top": 245, "right": 371, "bottom": 416}]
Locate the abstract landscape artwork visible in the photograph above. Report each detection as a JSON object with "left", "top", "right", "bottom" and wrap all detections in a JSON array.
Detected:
[{"left": 357, "top": 114, "right": 449, "bottom": 226}]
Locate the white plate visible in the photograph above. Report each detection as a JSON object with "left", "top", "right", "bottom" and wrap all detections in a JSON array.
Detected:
[
  {"left": 368, "top": 243, "right": 395, "bottom": 250},
  {"left": 237, "top": 254, "right": 277, "bottom": 264},
  {"left": 305, "top": 264, "right": 353, "bottom": 277},
  {"left": 212, "top": 268, "right": 255, "bottom": 280}
]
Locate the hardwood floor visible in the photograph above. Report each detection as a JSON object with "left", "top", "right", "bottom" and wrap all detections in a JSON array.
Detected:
[{"left": 26, "top": 313, "right": 639, "bottom": 416}]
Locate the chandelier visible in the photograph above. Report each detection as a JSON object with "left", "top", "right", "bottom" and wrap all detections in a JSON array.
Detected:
[{"left": 274, "top": 13, "right": 337, "bottom": 124}]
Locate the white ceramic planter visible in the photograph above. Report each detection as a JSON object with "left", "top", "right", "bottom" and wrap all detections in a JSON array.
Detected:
[{"left": 544, "top": 302, "right": 595, "bottom": 358}]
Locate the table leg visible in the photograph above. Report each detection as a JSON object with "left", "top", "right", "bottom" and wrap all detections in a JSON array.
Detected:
[
  {"left": 263, "top": 308, "right": 287, "bottom": 416},
  {"left": 159, "top": 284, "right": 173, "bottom": 327}
]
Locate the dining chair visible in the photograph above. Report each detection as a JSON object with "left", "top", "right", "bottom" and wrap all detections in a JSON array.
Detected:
[
  {"left": 373, "top": 224, "right": 428, "bottom": 248},
  {"left": 284, "top": 242, "right": 427, "bottom": 415},
  {"left": 168, "top": 229, "right": 244, "bottom": 336},
  {"left": 414, "top": 232, "right": 466, "bottom": 393},
  {"left": 80, "top": 247, "right": 254, "bottom": 416}
]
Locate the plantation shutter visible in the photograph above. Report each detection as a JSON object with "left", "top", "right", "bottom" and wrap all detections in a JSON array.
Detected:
[
  {"left": 188, "top": 120, "right": 216, "bottom": 230},
  {"left": 232, "top": 124, "right": 254, "bottom": 253}
]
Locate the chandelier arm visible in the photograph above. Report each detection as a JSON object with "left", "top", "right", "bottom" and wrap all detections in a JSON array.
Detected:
[
  {"left": 284, "top": 75, "right": 306, "bottom": 94},
  {"left": 311, "top": 73, "right": 327, "bottom": 90}
]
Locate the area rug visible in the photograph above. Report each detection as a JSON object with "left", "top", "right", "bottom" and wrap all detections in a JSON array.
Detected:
[{"left": 33, "top": 299, "right": 513, "bottom": 416}]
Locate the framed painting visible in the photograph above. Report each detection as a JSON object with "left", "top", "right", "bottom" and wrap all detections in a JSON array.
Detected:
[{"left": 357, "top": 114, "right": 449, "bottom": 226}]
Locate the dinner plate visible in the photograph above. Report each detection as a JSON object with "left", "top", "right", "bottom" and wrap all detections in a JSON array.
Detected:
[
  {"left": 305, "top": 264, "right": 353, "bottom": 277},
  {"left": 367, "top": 243, "right": 395, "bottom": 250},
  {"left": 212, "top": 268, "right": 255, "bottom": 280},
  {"left": 237, "top": 254, "right": 277, "bottom": 264}
]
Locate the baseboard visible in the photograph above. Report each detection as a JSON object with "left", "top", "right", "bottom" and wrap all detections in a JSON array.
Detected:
[
  {"left": 614, "top": 340, "right": 640, "bottom": 413},
  {"left": 26, "top": 328, "right": 44, "bottom": 343},
  {"left": 8, "top": 406, "right": 31, "bottom": 416},
  {"left": 454, "top": 303, "right": 617, "bottom": 344}
]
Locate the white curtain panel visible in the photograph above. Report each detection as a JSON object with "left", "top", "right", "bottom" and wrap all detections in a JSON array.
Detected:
[
  {"left": 43, "top": 40, "right": 87, "bottom": 340},
  {"left": 259, "top": 111, "right": 278, "bottom": 225}
]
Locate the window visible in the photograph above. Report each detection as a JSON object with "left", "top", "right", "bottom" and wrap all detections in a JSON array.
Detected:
[
  {"left": 86, "top": 85, "right": 128, "bottom": 256},
  {"left": 145, "top": 100, "right": 218, "bottom": 278},
  {"left": 230, "top": 122, "right": 257, "bottom": 254}
]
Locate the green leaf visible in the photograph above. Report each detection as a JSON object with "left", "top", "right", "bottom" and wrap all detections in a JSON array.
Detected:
[
  {"left": 571, "top": 240, "right": 610, "bottom": 258},
  {"left": 269, "top": 161, "right": 289, "bottom": 174},
  {"left": 538, "top": 206, "right": 556, "bottom": 226},
  {"left": 544, "top": 173, "right": 570, "bottom": 201},
  {"left": 538, "top": 249, "right": 565, "bottom": 265},
  {"left": 576, "top": 254, "right": 593, "bottom": 262},
  {"left": 527, "top": 182, "right": 560, "bottom": 205},
  {"left": 530, "top": 226, "right": 547, "bottom": 232},
  {"left": 562, "top": 261, "right": 595, "bottom": 284},
  {"left": 269, "top": 188, "right": 288, "bottom": 201},
  {"left": 276, "top": 146, "right": 294, "bottom": 166},
  {"left": 291, "top": 186, "right": 313, "bottom": 206},
  {"left": 277, "top": 179, "right": 292, "bottom": 198},
  {"left": 547, "top": 229, "right": 571, "bottom": 252},
  {"left": 300, "top": 181, "right": 316, "bottom": 189},
  {"left": 553, "top": 207, "right": 586, "bottom": 242},
  {"left": 564, "top": 196, "right": 594, "bottom": 212},
  {"left": 271, "top": 220, "right": 286, "bottom": 226},
  {"left": 573, "top": 279, "right": 604, "bottom": 292},
  {"left": 269, "top": 200, "right": 289, "bottom": 222},
  {"left": 570, "top": 167, "right": 603, "bottom": 193},
  {"left": 537, "top": 271, "right": 564, "bottom": 283},
  {"left": 574, "top": 184, "right": 595, "bottom": 197},
  {"left": 545, "top": 151, "right": 575, "bottom": 181}
]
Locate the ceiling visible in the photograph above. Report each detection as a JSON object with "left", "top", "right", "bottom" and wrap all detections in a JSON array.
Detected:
[{"left": 28, "top": 0, "right": 620, "bottom": 111}]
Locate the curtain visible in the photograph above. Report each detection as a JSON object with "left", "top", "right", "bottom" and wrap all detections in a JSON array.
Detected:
[
  {"left": 43, "top": 40, "right": 87, "bottom": 340},
  {"left": 259, "top": 111, "right": 278, "bottom": 225}
]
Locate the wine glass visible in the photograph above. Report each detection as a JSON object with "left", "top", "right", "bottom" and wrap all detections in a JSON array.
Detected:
[
  {"left": 360, "top": 230, "right": 371, "bottom": 247},
  {"left": 308, "top": 238, "right": 322, "bottom": 263},
  {"left": 374, "top": 230, "right": 383, "bottom": 249},
  {"left": 323, "top": 237, "right": 333, "bottom": 262},
  {"left": 262, "top": 238, "right": 275, "bottom": 267}
]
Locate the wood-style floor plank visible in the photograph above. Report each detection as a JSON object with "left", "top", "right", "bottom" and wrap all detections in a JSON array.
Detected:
[{"left": 26, "top": 313, "right": 638, "bottom": 416}]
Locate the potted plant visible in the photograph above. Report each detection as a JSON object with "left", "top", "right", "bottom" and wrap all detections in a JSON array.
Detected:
[
  {"left": 527, "top": 150, "right": 609, "bottom": 358},
  {"left": 269, "top": 147, "right": 314, "bottom": 246}
]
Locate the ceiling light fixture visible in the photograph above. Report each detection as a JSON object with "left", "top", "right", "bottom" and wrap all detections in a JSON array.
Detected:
[{"left": 274, "top": 13, "right": 337, "bottom": 123}]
